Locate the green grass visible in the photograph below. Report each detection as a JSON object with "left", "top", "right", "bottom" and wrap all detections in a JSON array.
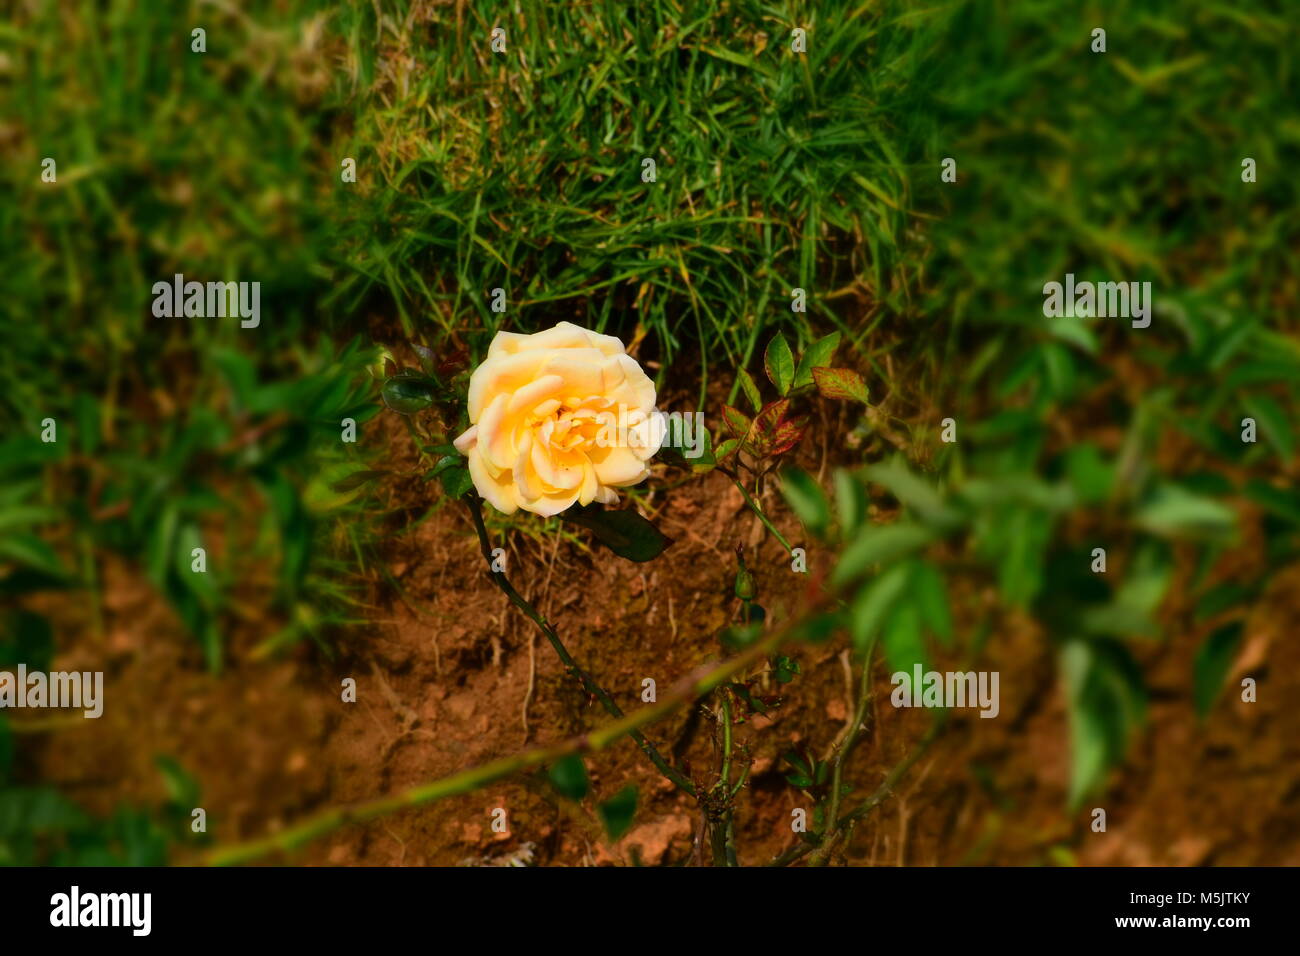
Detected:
[{"left": 330, "top": 0, "right": 935, "bottom": 402}]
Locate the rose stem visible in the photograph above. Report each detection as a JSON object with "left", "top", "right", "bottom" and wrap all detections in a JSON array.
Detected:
[{"left": 465, "top": 495, "right": 697, "bottom": 797}]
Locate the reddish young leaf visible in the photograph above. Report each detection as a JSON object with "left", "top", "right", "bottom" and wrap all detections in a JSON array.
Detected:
[
  {"left": 769, "top": 415, "right": 810, "bottom": 456},
  {"left": 753, "top": 399, "right": 791, "bottom": 435},
  {"left": 722, "top": 404, "right": 753, "bottom": 440},
  {"left": 812, "top": 367, "right": 870, "bottom": 405},
  {"left": 436, "top": 346, "right": 470, "bottom": 379},
  {"left": 749, "top": 399, "right": 791, "bottom": 456}
]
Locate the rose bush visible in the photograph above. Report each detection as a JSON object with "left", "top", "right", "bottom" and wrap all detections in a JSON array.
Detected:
[{"left": 453, "top": 322, "right": 665, "bottom": 516}]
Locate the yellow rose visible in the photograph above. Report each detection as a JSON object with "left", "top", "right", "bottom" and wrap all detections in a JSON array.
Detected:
[{"left": 453, "top": 322, "right": 665, "bottom": 516}]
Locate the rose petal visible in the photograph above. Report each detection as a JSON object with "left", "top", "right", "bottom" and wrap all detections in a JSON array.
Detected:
[
  {"left": 507, "top": 374, "right": 565, "bottom": 418},
  {"left": 590, "top": 445, "right": 651, "bottom": 486},
  {"left": 468, "top": 351, "right": 552, "bottom": 421},
  {"left": 539, "top": 349, "right": 608, "bottom": 398},
  {"left": 453, "top": 424, "right": 478, "bottom": 454},
  {"left": 468, "top": 449, "right": 518, "bottom": 514},
  {"left": 478, "top": 392, "right": 516, "bottom": 472}
]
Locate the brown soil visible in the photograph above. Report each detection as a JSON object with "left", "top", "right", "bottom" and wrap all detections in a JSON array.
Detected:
[{"left": 18, "top": 396, "right": 1300, "bottom": 867}]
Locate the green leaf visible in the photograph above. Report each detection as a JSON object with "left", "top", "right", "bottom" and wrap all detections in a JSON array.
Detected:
[
  {"left": 1135, "top": 486, "right": 1236, "bottom": 540},
  {"left": 1193, "top": 621, "right": 1243, "bottom": 720},
  {"left": 960, "top": 474, "right": 1075, "bottom": 512},
  {"left": 864, "top": 457, "right": 963, "bottom": 530},
  {"left": 0, "top": 787, "right": 88, "bottom": 838},
  {"left": 305, "top": 462, "right": 372, "bottom": 513},
  {"left": 793, "top": 332, "right": 841, "bottom": 390},
  {"left": 329, "top": 469, "right": 388, "bottom": 494},
  {"left": 1112, "top": 541, "right": 1172, "bottom": 620},
  {"left": 212, "top": 347, "right": 258, "bottom": 410},
  {"left": 833, "top": 469, "right": 866, "bottom": 534},
  {"left": 597, "top": 785, "right": 638, "bottom": 840},
  {"left": 988, "top": 506, "right": 1053, "bottom": 607},
  {"left": 424, "top": 455, "right": 462, "bottom": 482},
  {"left": 438, "top": 466, "right": 474, "bottom": 500},
  {"left": 779, "top": 468, "right": 829, "bottom": 537},
  {"left": 176, "top": 524, "right": 218, "bottom": 606},
  {"left": 783, "top": 749, "right": 811, "bottom": 775},
  {"left": 561, "top": 507, "right": 671, "bottom": 562},
  {"left": 1195, "top": 582, "right": 1257, "bottom": 622},
  {"left": 661, "top": 426, "right": 719, "bottom": 473},
  {"left": 1242, "top": 393, "right": 1294, "bottom": 461},
  {"left": 764, "top": 334, "right": 795, "bottom": 396},
  {"left": 737, "top": 368, "right": 763, "bottom": 413},
  {"left": 548, "top": 754, "right": 590, "bottom": 801},
  {"left": 714, "top": 437, "right": 742, "bottom": 463},
  {"left": 812, "top": 367, "right": 869, "bottom": 404},
  {"left": 155, "top": 755, "right": 201, "bottom": 809},
  {"left": 773, "top": 654, "right": 800, "bottom": 684},
  {"left": 411, "top": 343, "right": 439, "bottom": 377},
  {"left": 1060, "top": 639, "right": 1146, "bottom": 809},
  {"left": 847, "top": 563, "right": 911, "bottom": 653},
  {"left": 1242, "top": 479, "right": 1300, "bottom": 525},
  {"left": 381, "top": 372, "right": 440, "bottom": 415},
  {"left": 831, "top": 523, "right": 934, "bottom": 589},
  {"left": 0, "top": 534, "right": 66, "bottom": 579},
  {"left": 73, "top": 392, "right": 101, "bottom": 455},
  {"left": 910, "top": 560, "right": 954, "bottom": 647},
  {"left": 1063, "top": 443, "right": 1114, "bottom": 505},
  {"left": 882, "top": 601, "right": 927, "bottom": 686},
  {"left": 1045, "top": 317, "right": 1099, "bottom": 355}
]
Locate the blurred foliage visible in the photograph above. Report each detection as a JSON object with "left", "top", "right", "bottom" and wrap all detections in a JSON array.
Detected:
[
  {"left": 1, "top": 0, "right": 383, "bottom": 664},
  {"left": 0, "top": 0, "right": 1296, "bottom": 862},
  {"left": 0, "top": 753, "right": 207, "bottom": 866},
  {"left": 0, "top": 1, "right": 385, "bottom": 862},
  {"left": 787, "top": 427, "right": 1298, "bottom": 807},
  {"left": 904, "top": 0, "right": 1300, "bottom": 805}
]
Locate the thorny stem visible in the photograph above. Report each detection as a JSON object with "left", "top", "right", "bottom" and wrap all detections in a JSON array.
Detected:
[
  {"left": 809, "top": 639, "right": 876, "bottom": 866},
  {"left": 708, "top": 691, "right": 738, "bottom": 867},
  {"left": 719, "top": 467, "right": 794, "bottom": 554},
  {"left": 204, "top": 595, "right": 823, "bottom": 866},
  {"left": 728, "top": 762, "right": 751, "bottom": 800},
  {"left": 714, "top": 692, "right": 734, "bottom": 796},
  {"left": 465, "top": 495, "right": 697, "bottom": 796},
  {"left": 766, "top": 714, "right": 948, "bottom": 868}
]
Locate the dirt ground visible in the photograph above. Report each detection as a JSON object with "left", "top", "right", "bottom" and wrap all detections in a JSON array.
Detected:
[{"left": 19, "top": 380, "right": 1300, "bottom": 867}]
